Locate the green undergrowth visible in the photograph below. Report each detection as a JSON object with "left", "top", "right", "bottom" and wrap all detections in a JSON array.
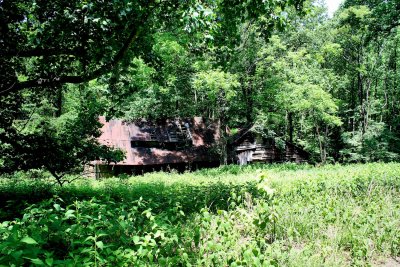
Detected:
[
  {"left": 0, "top": 163, "right": 306, "bottom": 220},
  {"left": 1, "top": 163, "right": 400, "bottom": 266}
]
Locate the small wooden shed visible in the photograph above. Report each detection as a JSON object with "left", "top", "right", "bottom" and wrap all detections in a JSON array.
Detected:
[{"left": 230, "top": 128, "right": 309, "bottom": 165}]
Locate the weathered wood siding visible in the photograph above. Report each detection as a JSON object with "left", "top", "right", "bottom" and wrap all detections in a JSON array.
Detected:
[{"left": 233, "top": 134, "right": 308, "bottom": 165}]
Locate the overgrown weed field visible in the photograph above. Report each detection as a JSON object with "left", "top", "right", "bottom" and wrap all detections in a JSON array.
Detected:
[{"left": 1, "top": 163, "right": 400, "bottom": 266}]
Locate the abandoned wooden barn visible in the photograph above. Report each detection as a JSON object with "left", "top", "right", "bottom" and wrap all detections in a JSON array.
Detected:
[
  {"left": 91, "top": 117, "right": 310, "bottom": 177},
  {"left": 91, "top": 117, "right": 220, "bottom": 178},
  {"left": 230, "top": 128, "right": 309, "bottom": 165}
]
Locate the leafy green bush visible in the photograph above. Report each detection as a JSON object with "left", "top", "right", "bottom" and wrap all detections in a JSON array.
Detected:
[
  {"left": 0, "top": 197, "right": 189, "bottom": 266},
  {"left": 1, "top": 163, "right": 400, "bottom": 266}
]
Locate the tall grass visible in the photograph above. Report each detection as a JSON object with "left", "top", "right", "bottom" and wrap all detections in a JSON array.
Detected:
[{"left": 0, "top": 163, "right": 399, "bottom": 266}]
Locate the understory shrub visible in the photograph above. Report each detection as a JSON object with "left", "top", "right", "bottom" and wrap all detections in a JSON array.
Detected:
[{"left": 1, "top": 163, "right": 400, "bottom": 266}]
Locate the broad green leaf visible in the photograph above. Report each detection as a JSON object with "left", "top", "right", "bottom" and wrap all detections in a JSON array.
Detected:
[
  {"left": 96, "top": 241, "right": 104, "bottom": 250},
  {"left": 21, "top": 236, "right": 38, "bottom": 245},
  {"left": 45, "top": 258, "right": 54, "bottom": 266},
  {"left": 25, "top": 258, "right": 44, "bottom": 265},
  {"left": 132, "top": 236, "right": 140, "bottom": 244}
]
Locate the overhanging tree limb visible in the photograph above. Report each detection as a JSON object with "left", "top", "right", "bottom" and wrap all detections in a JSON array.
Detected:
[
  {"left": 0, "top": 47, "right": 82, "bottom": 58},
  {"left": 3, "top": 8, "right": 152, "bottom": 94}
]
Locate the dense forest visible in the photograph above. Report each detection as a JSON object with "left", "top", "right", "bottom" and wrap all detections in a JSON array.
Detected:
[
  {"left": 1, "top": 0, "right": 399, "bottom": 178},
  {"left": 2, "top": 1, "right": 400, "bottom": 266}
]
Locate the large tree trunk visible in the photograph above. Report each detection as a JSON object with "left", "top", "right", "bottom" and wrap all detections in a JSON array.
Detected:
[
  {"left": 288, "top": 112, "right": 294, "bottom": 143},
  {"left": 316, "top": 124, "right": 325, "bottom": 164},
  {"left": 242, "top": 63, "right": 256, "bottom": 124},
  {"left": 54, "top": 86, "right": 63, "bottom": 117},
  {"left": 357, "top": 46, "right": 365, "bottom": 135},
  {"left": 218, "top": 90, "right": 228, "bottom": 165}
]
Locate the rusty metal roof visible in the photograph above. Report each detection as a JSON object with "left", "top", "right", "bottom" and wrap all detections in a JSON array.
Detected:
[{"left": 96, "top": 117, "right": 220, "bottom": 166}]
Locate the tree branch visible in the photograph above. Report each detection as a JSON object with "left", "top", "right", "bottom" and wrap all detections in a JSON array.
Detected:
[
  {"left": 3, "top": 6, "right": 155, "bottom": 94},
  {"left": 0, "top": 47, "right": 81, "bottom": 58}
]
